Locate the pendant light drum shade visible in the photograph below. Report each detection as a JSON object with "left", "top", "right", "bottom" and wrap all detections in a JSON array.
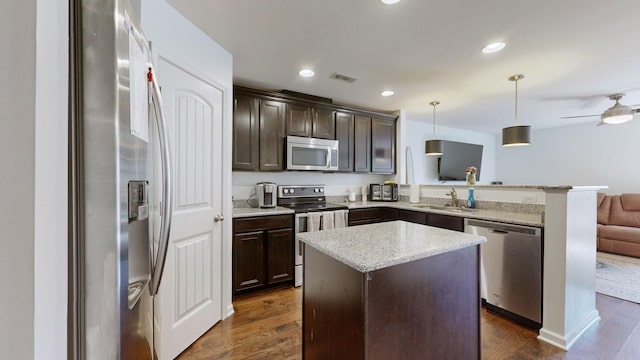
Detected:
[
  {"left": 425, "top": 100, "right": 443, "bottom": 156},
  {"left": 502, "top": 74, "right": 532, "bottom": 147},
  {"left": 502, "top": 125, "right": 531, "bottom": 147},
  {"left": 425, "top": 139, "right": 443, "bottom": 155}
]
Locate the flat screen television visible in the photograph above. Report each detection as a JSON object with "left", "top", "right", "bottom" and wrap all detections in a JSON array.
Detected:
[{"left": 437, "top": 140, "right": 483, "bottom": 181}]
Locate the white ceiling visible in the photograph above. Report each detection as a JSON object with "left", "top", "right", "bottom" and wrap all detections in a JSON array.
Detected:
[{"left": 167, "top": 0, "right": 640, "bottom": 134}]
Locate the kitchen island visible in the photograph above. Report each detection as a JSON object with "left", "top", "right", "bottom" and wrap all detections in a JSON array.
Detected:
[{"left": 298, "top": 221, "right": 486, "bottom": 359}]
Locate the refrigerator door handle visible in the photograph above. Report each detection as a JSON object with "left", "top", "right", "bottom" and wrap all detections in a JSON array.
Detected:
[{"left": 149, "top": 67, "right": 173, "bottom": 296}]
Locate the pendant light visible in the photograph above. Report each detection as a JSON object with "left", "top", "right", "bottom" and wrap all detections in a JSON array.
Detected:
[
  {"left": 425, "top": 101, "right": 443, "bottom": 156},
  {"left": 502, "top": 74, "right": 531, "bottom": 147}
]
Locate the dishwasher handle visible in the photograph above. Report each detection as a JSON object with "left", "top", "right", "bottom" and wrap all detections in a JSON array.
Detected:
[
  {"left": 465, "top": 219, "right": 540, "bottom": 236},
  {"left": 491, "top": 229, "right": 509, "bottom": 234}
]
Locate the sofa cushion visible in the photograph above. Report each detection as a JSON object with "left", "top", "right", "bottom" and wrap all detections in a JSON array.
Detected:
[
  {"left": 609, "top": 195, "right": 640, "bottom": 228},
  {"left": 621, "top": 194, "right": 640, "bottom": 211},
  {"left": 597, "top": 193, "right": 611, "bottom": 225},
  {"left": 599, "top": 225, "right": 640, "bottom": 244}
]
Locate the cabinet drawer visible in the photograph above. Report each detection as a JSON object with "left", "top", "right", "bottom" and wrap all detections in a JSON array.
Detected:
[
  {"left": 348, "top": 208, "right": 382, "bottom": 222},
  {"left": 427, "top": 213, "right": 464, "bottom": 232},
  {"left": 398, "top": 209, "right": 428, "bottom": 225},
  {"left": 233, "top": 214, "right": 294, "bottom": 233}
]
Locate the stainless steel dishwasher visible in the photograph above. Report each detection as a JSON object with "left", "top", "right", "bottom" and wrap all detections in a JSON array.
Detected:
[{"left": 464, "top": 218, "right": 542, "bottom": 328}]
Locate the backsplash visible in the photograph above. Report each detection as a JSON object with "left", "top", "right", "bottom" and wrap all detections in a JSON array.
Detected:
[
  {"left": 398, "top": 195, "right": 544, "bottom": 214},
  {"left": 232, "top": 171, "right": 391, "bottom": 200}
]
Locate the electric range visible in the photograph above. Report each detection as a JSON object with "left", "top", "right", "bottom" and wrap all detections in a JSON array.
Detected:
[{"left": 277, "top": 184, "right": 349, "bottom": 287}]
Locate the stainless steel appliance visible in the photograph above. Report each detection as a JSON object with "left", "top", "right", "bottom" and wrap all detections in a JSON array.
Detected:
[
  {"left": 369, "top": 183, "right": 398, "bottom": 201},
  {"left": 277, "top": 185, "right": 348, "bottom": 286},
  {"left": 71, "top": 1, "right": 173, "bottom": 358},
  {"left": 256, "top": 182, "right": 277, "bottom": 208},
  {"left": 464, "top": 219, "right": 542, "bottom": 328},
  {"left": 285, "top": 135, "right": 339, "bottom": 171}
]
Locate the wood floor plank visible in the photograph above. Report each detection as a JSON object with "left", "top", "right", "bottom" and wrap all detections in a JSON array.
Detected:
[
  {"left": 176, "top": 288, "right": 640, "bottom": 360},
  {"left": 595, "top": 294, "right": 624, "bottom": 323},
  {"left": 615, "top": 323, "right": 640, "bottom": 360}
]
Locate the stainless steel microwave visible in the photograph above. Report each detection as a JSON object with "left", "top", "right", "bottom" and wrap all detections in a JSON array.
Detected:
[{"left": 286, "top": 136, "right": 339, "bottom": 171}]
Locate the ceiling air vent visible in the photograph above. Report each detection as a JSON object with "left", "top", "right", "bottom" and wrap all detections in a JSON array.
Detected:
[{"left": 330, "top": 72, "right": 358, "bottom": 83}]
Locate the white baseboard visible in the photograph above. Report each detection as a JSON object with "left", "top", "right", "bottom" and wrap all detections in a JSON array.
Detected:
[
  {"left": 224, "top": 303, "right": 235, "bottom": 319},
  {"left": 538, "top": 310, "right": 600, "bottom": 350}
]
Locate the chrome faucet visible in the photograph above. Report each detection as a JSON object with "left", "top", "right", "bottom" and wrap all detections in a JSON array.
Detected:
[{"left": 446, "top": 188, "right": 458, "bottom": 207}]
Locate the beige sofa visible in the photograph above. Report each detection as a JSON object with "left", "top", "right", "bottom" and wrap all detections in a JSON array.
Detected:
[{"left": 597, "top": 193, "right": 640, "bottom": 258}]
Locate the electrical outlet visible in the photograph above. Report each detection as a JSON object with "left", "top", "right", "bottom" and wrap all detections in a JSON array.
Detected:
[{"left": 521, "top": 195, "right": 537, "bottom": 204}]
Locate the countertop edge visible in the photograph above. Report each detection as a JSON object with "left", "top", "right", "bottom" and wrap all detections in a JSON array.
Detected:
[
  {"left": 347, "top": 201, "right": 544, "bottom": 227},
  {"left": 299, "top": 221, "right": 487, "bottom": 273},
  {"left": 232, "top": 206, "right": 294, "bottom": 218},
  {"left": 231, "top": 201, "right": 543, "bottom": 227}
]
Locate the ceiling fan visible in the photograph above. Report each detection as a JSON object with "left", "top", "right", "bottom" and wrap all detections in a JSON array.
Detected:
[{"left": 561, "top": 93, "right": 640, "bottom": 126}]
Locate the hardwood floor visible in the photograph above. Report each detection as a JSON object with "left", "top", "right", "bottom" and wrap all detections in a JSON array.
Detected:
[{"left": 177, "top": 287, "right": 640, "bottom": 359}]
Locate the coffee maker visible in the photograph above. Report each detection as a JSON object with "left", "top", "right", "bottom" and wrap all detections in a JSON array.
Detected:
[{"left": 256, "top": 182, "right": 277, "bottom": 208}]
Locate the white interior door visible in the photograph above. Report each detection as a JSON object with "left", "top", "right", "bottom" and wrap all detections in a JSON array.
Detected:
[{"left": 154, "top": 56, "right": 223, "bottom": 360}]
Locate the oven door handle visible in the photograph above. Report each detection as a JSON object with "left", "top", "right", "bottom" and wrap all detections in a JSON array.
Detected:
[{"left": 295, "top": 213, "right": 308, "bottom": 256}]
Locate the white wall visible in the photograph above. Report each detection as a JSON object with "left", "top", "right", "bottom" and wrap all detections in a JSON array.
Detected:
[
  {"left": 0, "top": 1, "right": 36, "bottom": 358},
  {"left": 0, "top": 1, "right": 68, "bottom": 359},
  {"left": 33, "top": 0, "right": 68, "bottom": 358},
  {"left": 398, "top": 114, "right": 497, "bottom": 185},
  {"left": 496, "top": 120, "right": 640, "bottom": 194}
]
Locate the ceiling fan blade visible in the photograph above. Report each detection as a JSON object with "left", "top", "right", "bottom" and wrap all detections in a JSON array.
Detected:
[{"left": 560, "top": 114, "right": 599, "bottom": 119}]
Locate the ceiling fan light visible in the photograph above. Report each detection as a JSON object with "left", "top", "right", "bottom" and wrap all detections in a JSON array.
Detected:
[
  {"left": 502, "top": 125, "right": 531, "bottom": 147},
  {"left": 601, "top": 105, "right": 634, "bottom": 124},
  {"left": 425, "top": 140, "right": 443, "bottom": 156}
]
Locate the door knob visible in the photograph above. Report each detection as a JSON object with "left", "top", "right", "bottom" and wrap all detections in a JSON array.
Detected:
[{"left": 214, "top": 214, "right": 225, "bottom": 222}]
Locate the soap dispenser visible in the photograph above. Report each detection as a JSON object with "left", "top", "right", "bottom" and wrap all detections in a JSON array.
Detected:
[{"left": 467, "top": 188, "right": 476, "bottom": 209}]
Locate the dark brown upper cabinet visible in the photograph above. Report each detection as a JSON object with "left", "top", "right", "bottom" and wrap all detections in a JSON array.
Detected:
[
  {"left": 354, "top": 115, "right": 372, "bottom": 173},
  {"left": 335, "top": 112, "right": 354, "bottom": 172},
  {"left": 259, "top": 100, "right": 285, "bottom": 171},
  {"left": 312, "top": 108, "right": 335, "bottom": 139},
  {"left": 371, "top": 117, "right": 395, "bottom": 174},
  {"left": 233, "top": 86, "right": 396, "bottom": 173},
  {"left": 286, "top": 104, "right": 335, "bottom": 140},
  {"left": 285, "top": 103, "right": 312, "bottom": 137},
  {"left": 232, "top": 94, "right": 260, "bottom": 170}
]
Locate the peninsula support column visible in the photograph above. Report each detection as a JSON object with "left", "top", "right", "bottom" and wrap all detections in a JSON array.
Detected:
[{"left": 538, "top": 187, "right": 602, "bottom": 349}]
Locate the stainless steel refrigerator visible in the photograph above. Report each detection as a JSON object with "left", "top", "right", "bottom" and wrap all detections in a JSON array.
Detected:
[{"left": 70, "top": 0, "right": 172, "bottom": 358}]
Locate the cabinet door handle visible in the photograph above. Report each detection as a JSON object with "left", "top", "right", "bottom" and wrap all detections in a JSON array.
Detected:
[{"left": 214, "top": 214, "right": 225, "bottom": 222}]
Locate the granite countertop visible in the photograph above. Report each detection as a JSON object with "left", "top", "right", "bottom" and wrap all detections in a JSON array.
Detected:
[
  {"left": 232, "top": 206, "right": 294, "bottom": 218},
  {"left": 231, "top": 200, "right": 544, "bottom": 226},
  {"left": 298, "top": 220, "right": 487, "bottom": 273},
  {"left": 346, "top": 201, "right": 544, "bottom": 227},
  {"left": 398, "top": 184, "right": 574, "bottom": 190}
]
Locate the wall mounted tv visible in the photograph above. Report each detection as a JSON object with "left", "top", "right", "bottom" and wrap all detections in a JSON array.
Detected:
[{"left": 437, "top": 140, "right": 483, "bottom": 181}]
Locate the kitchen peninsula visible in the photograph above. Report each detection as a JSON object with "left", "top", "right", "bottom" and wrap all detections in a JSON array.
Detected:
[{"left": 298, "top": 221, "right": 486, "bottom": 359}]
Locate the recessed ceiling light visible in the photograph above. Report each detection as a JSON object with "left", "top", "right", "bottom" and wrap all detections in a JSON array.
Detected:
[
  {"left": 299, "top": 69, "right": 315, "bottom": 77},
  {"left": 482, "top": 42, "right": 506, "bottom": 54},
  {"left": 381, "top": 0, "right": 401, "bottom": 4},
  {"left": 381, "top": 90, "right": 395, "bottom": 97}
]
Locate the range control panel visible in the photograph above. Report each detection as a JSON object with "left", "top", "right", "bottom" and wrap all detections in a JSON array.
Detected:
[{"left": 278, "top": 185, "right": 326, "bottom": 198}]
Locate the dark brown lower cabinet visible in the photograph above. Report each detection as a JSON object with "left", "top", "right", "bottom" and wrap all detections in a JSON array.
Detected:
[
  {"left": 348, "top": 208, "right": 382, "bottom": 226},
  {"left": 266, "top": 228, "right": 294, "bottom": 284},
  {"left": 352, "top": 207, "right": 463, "bottom": 228},
  {"left": 390, "top": 208, "right": 428, "bottom": 224},
  {"left": 427, "top": 213, "right": 465, "bottom": 232},
  {"left": 303, "top": 244, "right": 480, "bottom": 359},
  {"left": 233, "top": 231, "right": 265, "bottom": 292},
  {"left": 233, "top": 215, "right": 294, "bottom": 295}
]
